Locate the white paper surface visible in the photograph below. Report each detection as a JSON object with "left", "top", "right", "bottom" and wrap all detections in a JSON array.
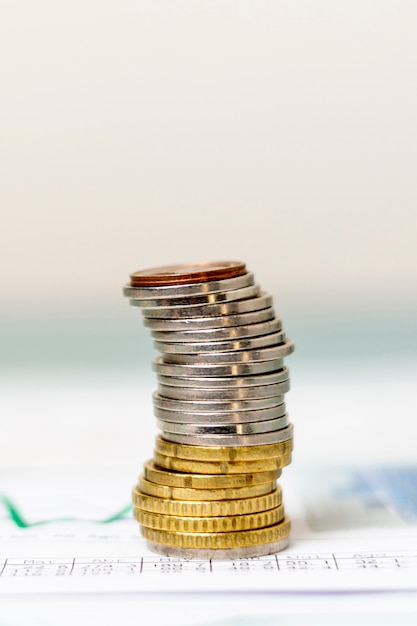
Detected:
[
  {"left": 1, "top": 464, "right": 416, "bottom": 596},
  {"left": 1, "top": 369, "right": 416, "bottom": 624}
]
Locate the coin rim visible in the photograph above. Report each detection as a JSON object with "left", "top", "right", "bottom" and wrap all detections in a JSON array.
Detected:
[{"left": 130, "top": 261, "right": 247, "bottom": 286}]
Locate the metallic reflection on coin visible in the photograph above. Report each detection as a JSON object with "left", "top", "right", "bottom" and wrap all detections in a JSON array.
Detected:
[
  {"left": 150, "top": 318, "right": 282, "bottom": 342},
  {"left": 140, "top": 292, "right": 273, "bottom": 319},
  {"left": 161, "top": 423, "right": 294, "bottom": 447},
  {"left": 157, "top": 414, "right": 289, "bottom": 435},
  {"left": 145, "top": 535, "right": 290, "bottom": 559},
  {"left": 156, "top": 368, "right": 289, "bottom": 388},
  {"left": 154, "top": 405, "right": 287, "bottom": 425},
  {"left": 141, "top": 517, "right": 291, "bottom": 549},
  {"left": 160, "top": 341, "right": 294, "bottom": 364},
  {"left": 156, "top": 379, "right": 290, "bottom": 400},
  {"left": 155, "top": 435, "right": 293, "bottom": 461},
  {"left": 152, "top": 450, "right": 292, "bottom": 474},
  {"left": 130, "top": 261, "right": 247, "bottom": 286},
  {"left": 153, "top": 331, "right": 285, "bottom": 354},
  {"left": 125, "top": 272, "right": 254, "bottom": 299},
  {"left": 145, "top": 307, "right": 276, "bottom": 331},
  {"left": 153, "top": 358, "right": 285, "bottom": 377},
  {"left": 129, "top": 285, "right": 260, "bottom": 309},
  {"left": 152, "top": 392, "right": 286, "bottom": 412}
]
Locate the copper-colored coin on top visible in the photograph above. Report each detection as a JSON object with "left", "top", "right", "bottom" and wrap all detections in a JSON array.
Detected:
[{"left": 130, "top": 261, "right": 247, "bottom": 287}]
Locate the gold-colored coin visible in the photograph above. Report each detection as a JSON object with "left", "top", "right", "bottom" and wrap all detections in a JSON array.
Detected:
[
  {"left": 143, "top": 460, "right": 281, "bottom": 489},
  {"left": 153, "top": 450, "right": 292, "bottom": 474},
  {"left": 134, "top": 504, "right": 285, "bottom": 533},
  {"left": 140, "top": 517, "right": 291, "bottom": 549},
  {"left": 135, "top": 479, "right": 276, "bottom": 502},
  {"left": 133, "top": 488, "right": 282, "bottom": 517},
  {"left": 155, "top": 435, "right": 293, "bottom": 462}
]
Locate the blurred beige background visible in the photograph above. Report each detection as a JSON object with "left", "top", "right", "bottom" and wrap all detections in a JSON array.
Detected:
[
  {"left": 1, "top": 0, "right": 416, "bottom": 313},
  {"left": 1, "top": 1, "right": 416, "bottom": 468}
]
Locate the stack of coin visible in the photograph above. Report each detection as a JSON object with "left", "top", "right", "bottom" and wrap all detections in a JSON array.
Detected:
[{"left": 123, "top": 261, "right": 294, "bottom": 558}]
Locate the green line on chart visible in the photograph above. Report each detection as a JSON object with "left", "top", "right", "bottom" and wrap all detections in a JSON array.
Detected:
[{"left": 0, "top": 494, "right": 132, "bottom": 528}]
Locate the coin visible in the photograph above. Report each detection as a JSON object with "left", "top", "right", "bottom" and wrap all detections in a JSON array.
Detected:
[
  {"left": 145, "top": 535, "right": 290, "bottom": 559},
  {"left": 145, "top": 308, "right": 276, "bottom": 332},
  {"left": 136, "top": 478, "right": 276, "bottom": 501},
  {"left": 157, "top": 415, "right": 289, "bottom": 436},
  {"left": 161, "top": 423, "right": 294, "bottom": 447},
  {"left": 124, "top": 272, "right": 254, "bottom": 300},
  {"left": 134, "top": 504, "right": 285, "bottom": 533},
  {"left": 153, "top": 451, "right": 292, "bottom": 474},
  {"left": 155, "top": 435, "right": 294, "bottom": 461},
  {"left": 153, "top": 331, "right": 285, "bottom": 354},
  {"left": 130, "top": 261, "right": 247, "bottom": 286},
  {"left": 140, "top": 516, "right": 291, "bottom": 549},
  {"left": 152, "top": 358, "right": 285, "bottom": 377},
  {"left": 142, "top": 460, "right": 281, "bottom": 488},
  {"left": 153, "top": 393, "right": 286, "bottom": 413},
  {"left": 129, "top": 285, "right": 260, "bottom": 309},
  {"left": 156, "top": 379, "right": 290, "bottom": 400},
  {"left": 150, "top": 318, "right": 282, "bottom": 342},
  {"left": 161, "top": 341, "right": 295, "bottom": 364},
  {"left": 156, "top": 368, "right": 290, "bottom": 388},
  {"left": 140, "top": 292, "right": 273, "bottom": 319},
  {"left": 154, "top": 404, "right": 287, "bottom": 424},
  {"left": 133, "top": 487, "right": 282, "bottom": 516}
]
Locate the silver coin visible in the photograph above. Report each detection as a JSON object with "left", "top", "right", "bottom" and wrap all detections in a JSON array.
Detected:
[
  {"left": 144, "top": 307, "right": 276, "bottom": 331},
  {"left": 161, "top": 341, "right": 295, "bottom": 365},
  {"left": 129, "top": 285, "right": 260, "bottom": 309},
  {"left": 154, "top": 331, "right": 286, "bottom": 354},
  {"left": 156, "top": 367, "right": 289, "bottom": 388},
  {"left": 156, "top": 379, "right": 290, "bottom": 400},
  {"left": 153, "top": 392, "right": 286, "bottom": 413},
  {"left": 140, "top": 291, "right": 273, "bottom": 319},
  {"left": 151, "top": 319, "right": 282, "bottom": 343},
  {"left": 145, "top": 536, "right": 290, "bottom": 559},
  {"left": 157, "top": 414, "right": 289, "bottom": 435},
  {"left": 154, "top": 405, "right": 287, "bottom": 425},
  {"left": 123, "top": 272, "right": 254, "bottom": 300},
  {"left": 161, "top": 423, "right": 294, "bottom": 447},
  {"left": 152, "top": 358, "right": 285, "bottom": 377}
]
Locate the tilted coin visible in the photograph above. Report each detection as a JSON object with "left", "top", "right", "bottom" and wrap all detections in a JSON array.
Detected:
[
  {"left": 154, "top": 405, "right": 287, "bottom": 425},
  {"left": 134, "top": 504, "right": 285, "bottom": 533},
  {"left": 161, "top": 423, "right": 294, "bottom": 447},
  {"left": 133, "top": 487, "right": 282, "bottom": 516},
  {"left": 156, "top": 368, "right": 289, "bottom": 388},
  {"left": 157, "top": 415, "right": 289, "bottom": 435},
  {"left": 136, "top": 478, "right": 276, "bottom": 501},
  {"left": 145, "top": 307, "right": 276, "bottom": 332},
  {"left": 155, "top": 435, "right": 294, "bottom": 461},
  {"left": 154, "top": 403, "right": 287, "bottom": 424},
  {"left": 150, "top": 318, "right": 282, "bottom": 342},
  {"left": 152, "top": 358, "right": 285, "bottom": 377},
  {"left": 161, "top": 341, "right": 295, "bottom": 364},
  {"left": 157, "top": 379, "right": 290, "bottom": 400},
  {"left": 153, "top": 331, "right": 285, "bottom": 354},
  {"left": 129, "top": 285, "right": 260, "bottom": 309},
  {"left": 140, "top": 516, "right": 291, "bottom": 549},
  {"left": 140, "top": 291, "right": 273, "bottom": 319},
  {"left": 153, "top": 451, "right": 292, "bottom": 474},
  {"left": 124, "top": 272, "right": 254, "bottom": 299},
  {"left": 146, "top": 535, "right": 290, "bottom": 559},
  {"left": 142, "top": 460, "right": 281, "bottom": 488},
  {"left": 130, "top": 261, "right": 247, "bottom": 286},
  {"left": 153, "top": 392, "right": 286, "bottom": 413}
]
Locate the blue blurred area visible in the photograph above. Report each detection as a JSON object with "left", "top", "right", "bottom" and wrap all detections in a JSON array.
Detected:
[{"left": 1, "top": 303, "right": 415, "bottom": 374}]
